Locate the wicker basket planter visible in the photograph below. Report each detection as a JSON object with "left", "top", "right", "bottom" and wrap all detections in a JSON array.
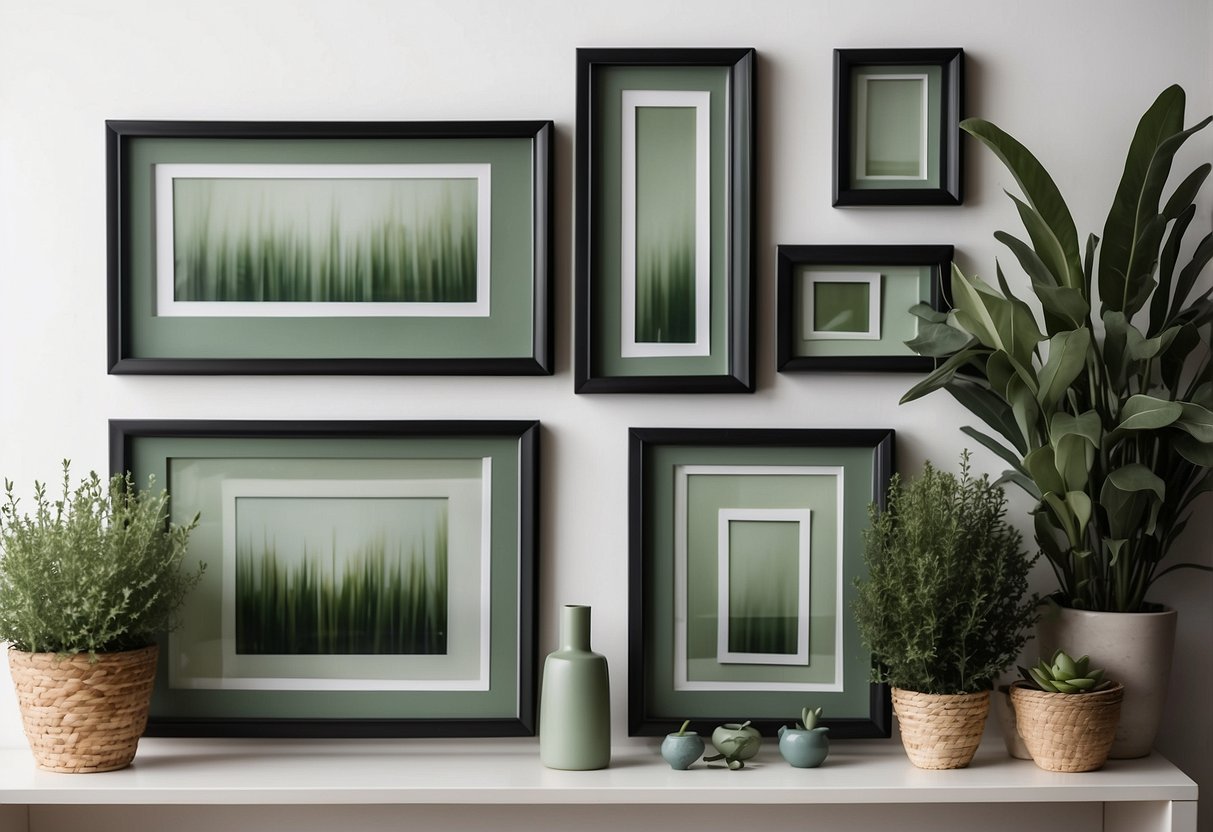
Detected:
[
  {"left": 8, "top": 645, "right": 158, "bottom": 773},
  {"left": 891, "top": 688, "right": 990, "bottom": 770},
  {"left": 1009, "top": 680, "right": 1123, "bottom": 772}
]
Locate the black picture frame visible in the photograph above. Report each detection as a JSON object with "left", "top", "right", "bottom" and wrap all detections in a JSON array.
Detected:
[
  {"left": 776, "top": 244, "right": 954, "bottom": 372},
  {"left": 833, "top": 48, "right": 963, "bottom": 206},
  {"left": 107, "top": 120, "right": 553, "bottom": 375},
  {"left": 575, "top": 48, "right": 755, "bottom": 393},
  {"left": 628, "top": 427, "right": 894, "bottom": 738},
  {"left": 110, "top": 419, "right": 539, "bottom": 738}
]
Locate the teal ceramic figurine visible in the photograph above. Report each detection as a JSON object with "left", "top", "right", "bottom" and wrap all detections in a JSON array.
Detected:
[
  {"left": 778, "top": 707, "right": 830, "bottom": 768},
  {"left": 539, "top": 604, "right": 611, "bottom": 770},
  {"left": 706, "top": 721, "right": 761, "bottom": 769},
  {"left": 661, "top": 720, "right": 705, "bottom": 770}
]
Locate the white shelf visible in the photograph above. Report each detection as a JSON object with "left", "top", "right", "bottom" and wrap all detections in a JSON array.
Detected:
[{"left": 0, "top": 737, "right": 1195, "bottom": 807}]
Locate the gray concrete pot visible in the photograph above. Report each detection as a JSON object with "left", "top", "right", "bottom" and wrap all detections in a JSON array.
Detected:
[{"left": 1035, "top": 604, "right": 1176, "bottom": 759}]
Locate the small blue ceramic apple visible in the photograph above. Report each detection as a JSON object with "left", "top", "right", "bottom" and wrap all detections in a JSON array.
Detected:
[{"left": 778, "top": 706, "right": 830, "bottom": 768}]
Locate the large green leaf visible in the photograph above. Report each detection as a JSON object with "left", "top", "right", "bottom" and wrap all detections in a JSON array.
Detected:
[
  {"left": 908, "top": 302, "right": 948, "bottom": 324},
  {"left": 950, "top": 265, "right": 1043, "bottom": 368},
  {"left": 948, "top": 378, "right": 1029, "bottom": 454},
  {"left": 1054, "top": 433, "right": 1092, "bottom": 493},
  {"left": 1168, "top": 231, "right": 1213, "bottom": 323},
  {"left": 1176, "top": 402, "right": 1213, "bottom": 443},
  {"left": 1149, "top": 204, "right": 1195, "bottom": 334},
  {"left": 1050, "top": 410, "right": 1102, "bottom": 446},
  {"left": 1162, "top": 163, "right": 1211, "bottom": 220},
  {"left": 1007, "top": 374, "right": 1042, "bottom": 448},
  {"left": 961, "top": 425, "right": 1028, "bottom": 474},
  {"left": 1175, "top": 432, "right": 1213, "bottom": 465},
  {"left": 900, "top": 346, "right": 989, "bottom": 403},
  {"left": 1120, "top": 213, "right": 1165, "bottom": 316},
  {"left": 1098, "top": 85, "right": 1186, "bottom": 313},
  {"left": 1042, "top": 492, "right": 1080, "bottom": 545},
  {"left": 1066, "top": 490, "right": 1093, "bottom": 536},
  {"left": 905, "top": 321, "right": 974, "bottom": 356},
  {"left": 1107, "top": 463, "right": 1166, "bottom": 502},
  {"left": 1160, "top": 324, "right": 1201, "bottom": 391},
  {"left": 1008, "top": 193, "right": 1078, "bottom": 292},
  {"left": 1036, "top": 328, "right": 1091, "bottom": 412},
  {"left": 1025, "top": 445, "right": 1066, "bottom": 496},
  {"left": 962, "top": 118, "right": 1083, "bottom": 290},
  {"left": 1102, "top": 310, "right": 1131, "bottom": 385},
  {"left": 1116, "top": 394, "right": 1183, "bottom": 431},
  {"left": 1035, "top": 284, "right": 1091, "bottom": 333}
]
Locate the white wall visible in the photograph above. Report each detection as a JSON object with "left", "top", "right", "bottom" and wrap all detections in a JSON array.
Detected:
[{"left": 0, "top": 0, "right": 1209, "bottom": 826}]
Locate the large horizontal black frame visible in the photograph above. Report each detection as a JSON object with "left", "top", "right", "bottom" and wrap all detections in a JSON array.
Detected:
[
  {"left": 110, "top": 419, "right": 539, "bottom": 738},
  {"left": 777, "top": 244, "right": 954, "bottom": 372},
  {"left": 628, "top": 427, "right": 894, "bottom": 739},
  {"left": 575, "top": 48, "right": 755, "bottom": 393},
  {"left": 833, "top": 48, "right": 964, "bottom": 206},
  {"left": 107, "top": 120, "right": 553, "bottom": 375}
]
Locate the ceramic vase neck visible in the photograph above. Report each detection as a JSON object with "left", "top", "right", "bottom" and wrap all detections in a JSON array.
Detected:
[{"left": 560, "top": 605, "right": 592, "bottom": 651}]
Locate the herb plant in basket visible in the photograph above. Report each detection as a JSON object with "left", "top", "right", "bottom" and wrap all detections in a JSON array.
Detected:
[
  {"left": 0, "top": 463, "right": 203, "bottom": 772},
  {"left": 854, "top": 452, "right": 1038, "bottom": 769}
]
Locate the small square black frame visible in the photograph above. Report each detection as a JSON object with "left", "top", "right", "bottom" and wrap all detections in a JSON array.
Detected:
[
  {"left": 833, "top": 48, "right": 964, "bottom": 206},
  {"left": 777, "top": 244, "right": 953, "bottom": 372}
]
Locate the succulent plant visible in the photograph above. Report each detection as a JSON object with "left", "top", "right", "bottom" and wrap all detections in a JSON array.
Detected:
[
  {"left": 1019, "top": 650, "right": 1112, "bottom": 693},
  {"left": 797, "top": 707, "right": 823, "bottom": 731}
]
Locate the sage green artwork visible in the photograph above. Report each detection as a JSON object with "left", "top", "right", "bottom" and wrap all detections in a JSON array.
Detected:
[
  {"left": 721, "top": 515, "right": 807, "bottom": 660},
  {"left": 634, "top": 106, "right": 697, "bottom": 345},
  {"left": 234, "top": 496, "right": 449, "bottom": 656},
  {"left": 859, "top": 76, "right": 926, "bottom": 178},
  {"left": 813, "top": 281, "right": 871, "bottom": 333},
  {"left": 171, "top": 175, "right": 479, "bottom": 307}
]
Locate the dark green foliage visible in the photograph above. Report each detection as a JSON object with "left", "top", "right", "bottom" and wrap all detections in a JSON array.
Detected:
[
  {"left": 636, "top": 243, "right": 696, "bottom": 343},
  {"left": 234, "top": 512, "right": 448, "bottom": 656},
  {"left": 175, "top": 187, "right": 477, "bottom": 304},
  {"left": 0, "top": 463, "right": 204, "bottom": 656},
  {"left": 854, "top": 453, "right": 1038, "bottom": 694}
]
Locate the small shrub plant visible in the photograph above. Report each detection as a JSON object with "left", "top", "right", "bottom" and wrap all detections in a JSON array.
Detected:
[
  {"left": 854, "top": 452, "right": 1038, "bottom": 694},
  {"left": 0, "top": 462, "right": 204, "bottom": 656}
]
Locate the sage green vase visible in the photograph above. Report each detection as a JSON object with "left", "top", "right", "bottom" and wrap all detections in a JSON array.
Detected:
[{"left": 539, "top": 605, "right": 611, "bottom": 770}]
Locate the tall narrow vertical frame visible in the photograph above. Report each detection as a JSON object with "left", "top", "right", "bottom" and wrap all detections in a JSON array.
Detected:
[
  {"left": 107, "top": 120, "right": 553, "bottom": 375},
  {"left": 832, "top": 48, "right": 963, "bottom": 206},
  {"left": 575, "top": 48, "right": 755, "bottom": 393}
]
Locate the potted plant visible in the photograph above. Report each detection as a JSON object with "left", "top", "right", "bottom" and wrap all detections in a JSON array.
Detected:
[
  {"left": 660, "top": 720, "right": 705, "bottom": 770},
  {"left": 854, "top": 453, "right": 1038, "bottom": 769},
  {"left": 777, "top": 706, "right": 829, "bottom": 768},
  {"left": 900, "top": 85, "right": 1212, "bottom": 757},
  {"left": 0, "top": 463, "right": 203, "bottom": 772},
  {"left": 1010, "top": 650, "right": 1123, "bottom": 772},
  {"left": 706, "top": 720, "right": 761, "bottom": 769}
]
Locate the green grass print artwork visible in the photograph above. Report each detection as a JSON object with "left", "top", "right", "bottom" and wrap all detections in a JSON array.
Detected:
[
  {"left": 635, "top": 106, "right": 697, "bottom": 344},
  {"left": 173, "top": 177, "right": 478, "bottom": 304},
  {"left": 234, "top": 496, "right": 449, "bottom": 656},
  {"left": 727, "top": 520, "right": 800, "bottom": 656}
]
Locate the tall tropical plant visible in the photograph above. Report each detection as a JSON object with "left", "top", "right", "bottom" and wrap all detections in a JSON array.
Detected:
[{"left": 901, "top": 85, "right": 1213, "bottom": 612}]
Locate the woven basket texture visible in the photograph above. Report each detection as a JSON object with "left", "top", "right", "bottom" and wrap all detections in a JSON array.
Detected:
[
  {"left": 8, "top": 644, "right": 158, "bottom": 773},
  {"left": 1010, "top": 680, "right": 1123, "bottom": 772},
  {"left": 892, "top": 688, "right": 990, "bottom": 769}
]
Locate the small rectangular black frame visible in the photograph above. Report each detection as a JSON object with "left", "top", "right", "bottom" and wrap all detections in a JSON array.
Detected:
[
  {"left": 629, "top": 427, "right": 894, "bottom": 738},
  {"left": 777, "top": 244, "right": 953, "bottom": 372},
  {"left": 110, "top": 419, "right": 539, "bottom": 738},
  {"left": 575, "top": 48, "right": 755, "bottom": 393},
  {"left": 833, "top": 48, "right": 963, "bottom": 206}
]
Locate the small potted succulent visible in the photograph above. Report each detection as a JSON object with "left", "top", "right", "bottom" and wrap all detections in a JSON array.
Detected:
[
  {"left": 0, "top": 463, "right": 204, "bottom": 772},
  {"left": 660, "top": 720, "right": 705, "bottom": 770},
  {"left": 1010, "top": 650, "right": 1123, "bottom": 772},
  {"left": 778, "top": 707, "right": 829, "bottom": 768},
  {"left": 706, "top": 720, "right": 761, "bottom": 769}
]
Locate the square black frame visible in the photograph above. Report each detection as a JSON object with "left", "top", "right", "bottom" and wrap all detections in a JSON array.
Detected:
[
  {"left": 628, "top": 427, "right": 894, "bottom": 738},
  {"left": 833, "top": 48, "right": 963, "bottom": 206},
  {"left": 107, "top": 120, "right": 553, "bottom": 375},
  {"left": 777, "top": 244, "right": 953, "bottom": 372},
  {"left": 110, "top": 418, "right": 539, "bottom": 738},
  {"left": 575, "top": 48, "right": 755, "bottom": 393}
]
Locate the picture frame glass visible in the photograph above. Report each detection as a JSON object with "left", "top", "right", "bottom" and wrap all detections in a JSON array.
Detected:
[
  {"left": 793, "top": 264, "right": 932, "bottom": 357},
  {"left": 849, "top": 65, "right": 942, "bottom": 190},
  {"left": 593, "top": 65, "right": 730, "bottom": 378},
  {"left": 121, "top": 428, "right": 531, "bottom": 731},
  {"left": 632, "top": 431, "right": 892, "bottom": 736}
]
